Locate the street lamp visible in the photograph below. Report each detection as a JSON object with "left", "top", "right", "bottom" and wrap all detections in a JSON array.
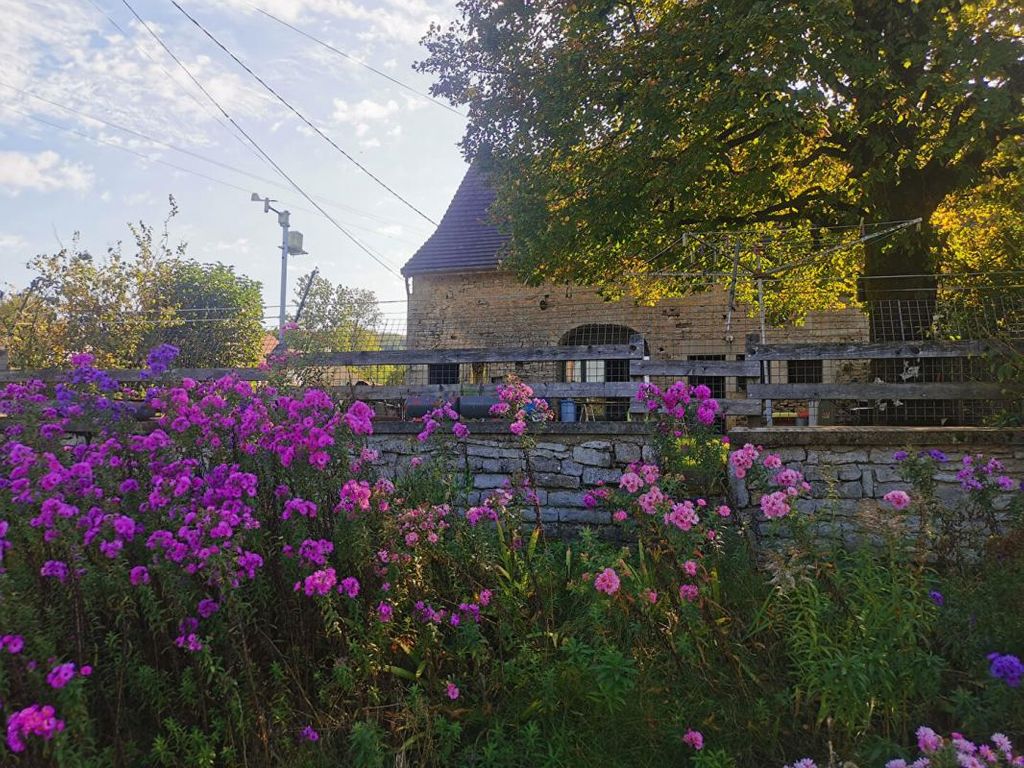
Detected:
[{"left": 251, "top": 192, "right": 308, "bottom": 342}]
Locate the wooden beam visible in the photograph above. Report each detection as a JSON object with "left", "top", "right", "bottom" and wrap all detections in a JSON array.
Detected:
[
  {"left": 305, "top": 343, "right": 642, "bottom": 367},
  {"left": 629, "top": 399, "right": 761, "bottom": 416},
  {"left": 0, "top": 367, "right": 270, "bottom": 383},
  {"left": 332, "top": 382, "right": 642, "bottom": 401},
  {"left": 747, "top": 382, "right": 1016, "bottom": 400},
  {"left": 630, "top": 359, "right": 760, "bottom": 377},
  {"left": 745, "top": 339, "right": 994, "bottom": 361}
]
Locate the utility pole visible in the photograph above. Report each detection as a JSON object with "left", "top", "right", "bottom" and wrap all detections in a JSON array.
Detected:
[{"left": 251, "top": 193, "right": 308, "bottom": 341}]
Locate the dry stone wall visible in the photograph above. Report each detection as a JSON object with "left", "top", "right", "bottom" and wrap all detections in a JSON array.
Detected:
[
  {"left": 728, "top": 427, "right": 1024, "bottom": 536},
  {"left": 368, "top": 423, "right": 1023, "bottom": 538}
]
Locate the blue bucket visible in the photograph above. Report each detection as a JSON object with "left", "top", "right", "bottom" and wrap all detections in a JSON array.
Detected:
[{"left": 559, "top": 399, "right": 577, "bottom": 423}]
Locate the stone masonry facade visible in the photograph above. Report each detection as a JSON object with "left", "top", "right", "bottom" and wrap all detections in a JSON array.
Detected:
[{"left": 404, "top": 270, "right": 870, "bottom": 404}]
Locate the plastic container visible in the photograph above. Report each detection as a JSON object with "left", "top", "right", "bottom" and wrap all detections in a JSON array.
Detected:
[{"left": 559, "top": 399, "right": 578, "bottom": 423}]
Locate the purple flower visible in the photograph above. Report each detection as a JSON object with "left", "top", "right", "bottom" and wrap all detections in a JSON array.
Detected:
[
  {"left": 300, "top": 725, "right": 319, "bottom": 742},
  {"left": 892, "top": 450, "right": 908, "bottom": 462},
  {"left": 129, "top": 566, "right": 151, "bottom": 586},
  {"left": 40, "top": 560, "right": 69, "bottom": 582},
  {"left": 988, "top": 652, "right": 1024, "bottom": 687},
  {"left": 446, "top": 682, "right": 460, "bottom": 700},
  {"left": 928, "top": 590, "right": 944, "bottom": 607},
  {"left": 45, "top": 662, "right": 76, "bottom": 690}
]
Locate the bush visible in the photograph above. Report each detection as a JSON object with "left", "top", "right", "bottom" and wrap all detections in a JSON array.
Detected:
[{"left": 0, "top": 359, "right": 1021, "bottom": 766}]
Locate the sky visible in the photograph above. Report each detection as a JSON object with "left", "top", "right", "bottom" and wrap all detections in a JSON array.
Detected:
[{"left": 0, "top": 0, "right": 468, "bottom": 328}]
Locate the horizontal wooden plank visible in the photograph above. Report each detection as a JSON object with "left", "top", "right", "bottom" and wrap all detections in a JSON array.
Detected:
[
  {"left": 306, "top": 343, "right": 642, "bottom": 367},
  {"left": 331, "top": 382, "right": 642, "bottom": 401},
  {"left": 746, "top": 339, "right": 991, "bottom": 361},
  {"left": 0, "top": 367, "right": 269, "bottom": 383},
  {"left": 631, "top": 359, "right": 760, "bottom": 377},
  {"left": 629, "top": 399, "right": 761, "bottom": 416},
  {"left": 747, "top": 382, "right": 1016, "bottom": 400}
]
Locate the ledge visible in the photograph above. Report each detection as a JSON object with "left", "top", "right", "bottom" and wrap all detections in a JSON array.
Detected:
[
  {"left": 371, "top": 420, "right": 656, "bottom": 436},
  {"left": 729, "top": 426, "right": 1024, "bottom": 447}
]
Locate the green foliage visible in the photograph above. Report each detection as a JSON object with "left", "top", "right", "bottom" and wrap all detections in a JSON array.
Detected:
[
  {"left": 418, "top": 0, "right": 1024, "bottom": 303},
  {"left": 147, "top": 260, "right": 264, "bottom": 369},
  {"left": 0, "top": 199, "right": 265, "bottom": 369}
]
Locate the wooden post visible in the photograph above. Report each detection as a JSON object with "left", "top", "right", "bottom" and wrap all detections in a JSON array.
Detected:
[{"left": 0, "top": 349, "right": 7, "bottom": 372}]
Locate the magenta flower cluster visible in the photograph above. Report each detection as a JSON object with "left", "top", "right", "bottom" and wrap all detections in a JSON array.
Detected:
[{"left": 488, "top": 378, "right": 553, "bottom": 435}]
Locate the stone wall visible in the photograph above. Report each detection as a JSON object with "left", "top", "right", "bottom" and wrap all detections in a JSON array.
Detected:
[
  {"left": 728, "top": 427, "right": 1024, "bottom": 534},
  {"left": 367, "top": 422, "right": 655, "bottom": 536},
  {"left": 367, "top": 422, "right": 1024, "bottom": 538},
  {"left": 405, "top": 270, "right": 869, "bottom": 401}
]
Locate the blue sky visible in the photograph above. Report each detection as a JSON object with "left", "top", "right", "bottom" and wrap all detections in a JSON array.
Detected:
[{"left": 0, "top": 0, "right": 468, "bottom": 326}]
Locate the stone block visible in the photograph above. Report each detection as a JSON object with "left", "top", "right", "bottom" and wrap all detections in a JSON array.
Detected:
[
  {"left": 861, "top": 471, "right": 874, "bottom": 497},
  {"left": 520, "top": 506, "right": 560, "bottom": 524},
  {"left": 874, "top": 481, "right": 912, "bottom": 496},
  {"left": 838, "top": 466, "right": 861, "bottom": 481},
  {"left": 582, "top": 467, "right": 623, "bottom": 486},
  {"left": 548, "top": 490, "right": 588, "bottom": 508},
  {"left": 728, "top": 473, "right": 749, "bottom": 508},
  {"left": 642, "top": 445, "right": 658, "bottom": 463},
  {"left": 818, "top": 450, "right": 868, "bottom": 465},
  {"left": 534, "top": 441, "right": 569, "bottom": 454},
  {"left": 473, "top": 474, "right": 510, "bottom": 490},
  {"left": 530, "top": 458, "right": 562, "bottom": 473},
  {"left": 870, "top": 449, "right": 904, "bottom": 463},
  {"left": 774, "top": 447, "right": 807, "bottom": 463},
  {"left": 561, "top": 460, "right": 585, "bottom": 477},
  {"left": 534, "top": 472, "right": 580, "bottom": 490},
  {"left": 572, "top": 444, "right": 612, "bottom": 467},
  {"left": 873, "top": 466, "right": 904, "bottom": 483},
  {"left": 558, "top": 508, "right": 609, "bottom": 524},
  {"left": 614, "top": 442, "right": 642, "bottom": 464},
  {"left": 838, "top": 481, "right": 863, "bottom": 499}
]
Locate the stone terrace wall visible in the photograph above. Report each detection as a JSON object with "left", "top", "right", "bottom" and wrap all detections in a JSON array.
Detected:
[
  {"left": 367, "top": 422, "right": 1024, "bottom": 537},
  {"left": 367, "top": 422, "right": 655, "bottom": 537},
  {"left": 728, "top": 427, "right": 1024, "bottom": 533}
]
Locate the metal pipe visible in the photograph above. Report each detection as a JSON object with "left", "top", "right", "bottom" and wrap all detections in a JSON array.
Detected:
[{"left": 278, "top": 209, "right": 290, "bottom": 342}]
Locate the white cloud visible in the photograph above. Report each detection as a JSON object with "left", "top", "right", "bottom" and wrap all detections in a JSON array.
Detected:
[
  {"left": 332, "top": 98, "right": 401, "bottom": 125},
  {"left": 215, "top": 0, "right": 450, "bottom": 44},
  {"left": 0, "top": 232, "right": 28, "bottom": 250},
  {"left": 0, "top": 151, "right": 94, "bottom": 195}
]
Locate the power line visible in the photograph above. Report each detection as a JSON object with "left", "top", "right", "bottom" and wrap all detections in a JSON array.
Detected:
[
  {"left": 80, "top": 0, "right": 271, "bottom": 171},
  {"left": 117, "top": 0, "right": 404, "bottom": 279},
  {"left": 0, "top": 103, "right": 418, "bottom": 249},
  {"left": 169, "top": 0, "right": 438, "bottom": 227},
  {"left": 0, "top": 81, "right": 426, "bottom": 235},
  {"left": 249, "top": 4, "right": 465, "bottom": 118}
]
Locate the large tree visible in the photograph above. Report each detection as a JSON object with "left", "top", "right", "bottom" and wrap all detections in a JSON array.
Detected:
[
  {"left": 287, "top": 271, "right": 384, "bottom": 354},
  {"left": 418, "top": 0, "right": 1024, "bottom": 308}
]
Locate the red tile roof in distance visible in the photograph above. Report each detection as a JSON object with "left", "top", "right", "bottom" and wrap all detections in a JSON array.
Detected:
[{"left": 401, "top": 163, "right": 508, "bottom": 277}]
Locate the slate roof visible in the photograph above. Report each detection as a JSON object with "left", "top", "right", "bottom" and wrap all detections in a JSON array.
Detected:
[{"left": 401, "top": 163, "right": 508, "bottom": 277}]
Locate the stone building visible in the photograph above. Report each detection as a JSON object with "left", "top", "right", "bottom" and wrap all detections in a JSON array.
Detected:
[{"left": 401, "top": 164, "right": 868, "bottom": 416}]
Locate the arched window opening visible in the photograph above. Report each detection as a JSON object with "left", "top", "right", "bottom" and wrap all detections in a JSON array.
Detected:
[{"left": 559, "top": 324, "right": 646, "bottom": 421}]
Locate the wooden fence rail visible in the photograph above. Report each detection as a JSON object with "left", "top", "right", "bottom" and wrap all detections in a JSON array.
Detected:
[{"left": 0, "top": 336, "right": 1012, "bottom": 425}]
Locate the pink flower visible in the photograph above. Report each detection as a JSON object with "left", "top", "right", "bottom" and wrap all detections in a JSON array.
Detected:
[
  {"left": 717, "top": 504, "right": 731, "bottom": 517},
  {"left": 612, "top": 509, "right": 628, "bottom": 522},
  {"left": 452, "top": 422, "right": 470, "bottom": 439},
  {"left": 883, "top": 490, "right": 911, "bottom": 510},
  {"left": 682, "top": 729, "right": 704, "bottom": 750},
  {"left": 446, "top": 682, "right": 460, "bottom": 700},
  {"left": 760, "top": 491, "right": 791, "bottom": 519},
  {"left": 646, "top": 590, "right": 658, "bottom": 603},
  {"left": 618, "top": 472, "right": 643, "bottom": 493},
  {"left": 509, "top": 420, "right": 526, "bottom": 436},
  {"left": 679, "top": 584, "right": 699, "bottom": 602},
  {"left": 594, "top": 567, "right": 621, "bottom": 595},
  {"left": 916, "top": 726, "right": 943, "bottom": 753},
  {"left": 377, "top": 601, "right": 393, "bottom": 622},
  {"left": 683, "top": 560, "right": 698, "bottom": 577},
  {"left": 763, "top": 454, "right": 783, "bottom": 469}
]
